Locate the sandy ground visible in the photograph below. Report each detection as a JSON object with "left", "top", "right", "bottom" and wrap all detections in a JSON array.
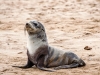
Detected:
[{"left": 0, "top": 0, "right": 100, "bottom": 75}]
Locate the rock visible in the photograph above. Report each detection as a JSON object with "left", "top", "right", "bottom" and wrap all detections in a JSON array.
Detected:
[{"left": 84, "top": 46, "right": 92, "bottom": 50}]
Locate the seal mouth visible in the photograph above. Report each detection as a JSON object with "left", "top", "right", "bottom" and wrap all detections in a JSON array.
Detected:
[{"left": 24, "top": 23, "right": 34, "bottom": 34}]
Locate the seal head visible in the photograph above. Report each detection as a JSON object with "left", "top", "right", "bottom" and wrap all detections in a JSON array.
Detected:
[{"left": 25, "top": 20, "right": 45, "bottom": 35}]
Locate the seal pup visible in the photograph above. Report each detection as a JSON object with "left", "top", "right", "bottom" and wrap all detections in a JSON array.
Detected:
[{"left": 13, "top": 20, "right": 86, "bottom": 71}]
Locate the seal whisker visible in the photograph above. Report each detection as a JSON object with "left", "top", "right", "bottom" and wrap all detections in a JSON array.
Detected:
[{"left": 24, "top": 26, "right": 26, "bottom": 35}]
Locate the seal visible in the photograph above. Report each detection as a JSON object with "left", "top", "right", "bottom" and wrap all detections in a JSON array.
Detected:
[{"left": 13, "top": 20, "right": 86, "bottom": 71}]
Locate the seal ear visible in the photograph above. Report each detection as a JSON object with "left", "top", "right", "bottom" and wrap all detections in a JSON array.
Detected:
[{"left": 38, "top": 22, "right": 45, "bottom": 31}]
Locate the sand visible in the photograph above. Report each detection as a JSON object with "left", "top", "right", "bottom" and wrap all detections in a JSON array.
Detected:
[{"left": 0, "top": 0, "right": 100, "bottom": 75}]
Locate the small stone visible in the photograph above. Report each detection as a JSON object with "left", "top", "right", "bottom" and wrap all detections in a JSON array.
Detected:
[{"left": 84, "top": 46, "right": 92, "bottom": 50}]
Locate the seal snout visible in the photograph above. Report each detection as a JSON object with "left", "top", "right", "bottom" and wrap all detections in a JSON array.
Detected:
[
  {"left": 26, "top": 23, "right": 30, "bottom": 27},
  {"left": 25, "top": 23, "right": 31, "bottom": 28},
  {"left": 26, "top": 23, "right": 29, "bottom": 26}
]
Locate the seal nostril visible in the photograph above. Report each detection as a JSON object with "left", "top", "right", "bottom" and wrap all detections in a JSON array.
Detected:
[{"left": 26, "top": 23, "right": 29, "bottom": 26}]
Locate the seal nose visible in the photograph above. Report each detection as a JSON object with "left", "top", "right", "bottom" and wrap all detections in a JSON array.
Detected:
[{"left": 26, "top": 23, "right": 29, "bottom": 26}]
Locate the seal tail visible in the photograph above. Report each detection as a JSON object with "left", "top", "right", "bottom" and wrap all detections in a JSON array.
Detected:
[{"left": 78, "top": 59, "right": 86, "bottom": 67}]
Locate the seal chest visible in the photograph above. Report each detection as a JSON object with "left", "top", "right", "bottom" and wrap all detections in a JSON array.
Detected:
[
  {"left": 27, "top": 37, "right": 36, "bottom": 55},
  {"left": 27, "top": 33, "right": 48, "bottom": 55}
]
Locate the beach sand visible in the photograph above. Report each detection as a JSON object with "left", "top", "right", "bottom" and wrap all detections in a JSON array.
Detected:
[{"left": 0, "top": 0, "right": 100, "bottom": 75}]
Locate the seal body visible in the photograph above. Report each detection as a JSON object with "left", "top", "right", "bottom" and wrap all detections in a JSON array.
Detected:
[{"left": 13, "top": 20, "right": 86, "bottom": 71}]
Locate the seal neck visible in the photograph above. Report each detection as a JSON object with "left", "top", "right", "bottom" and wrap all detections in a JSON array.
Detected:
[{"left": 28, "top": 33, "right": 48, "bottom": 43}]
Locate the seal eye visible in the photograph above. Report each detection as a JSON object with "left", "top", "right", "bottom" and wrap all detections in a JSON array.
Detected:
[
  {"left": 33, "top": 23, "right": 40, "bottom": 28},
  {"left": 34, "top": 23, "right": 37, "bottom": 27}
]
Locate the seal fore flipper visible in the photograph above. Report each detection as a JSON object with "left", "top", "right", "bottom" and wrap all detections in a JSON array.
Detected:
[
  {"left": 12, "top": 58, "right": 34, "bottom": 69},
  {"left": 12, "top": 65, "right": 31, "bottom": 69}
]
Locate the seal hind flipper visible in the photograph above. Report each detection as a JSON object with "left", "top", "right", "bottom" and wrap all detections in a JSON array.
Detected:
[
  {"left": 54, "top": 59, "right": 86, "bottom": 70},
  {"left": 54, "top": 63, "right": 79, "bottom": 70},
  {"left": 54, "top": 58, "right": 86, "bottom": 70},
  {"left": 78, "top": 59, "right": 86, "bottom": 67},
  {"left": 54, "top": 62, "right": 79, "bottom": 70},
  {"left": 12, "top": 58, "right": 34, "bottom": 69}
]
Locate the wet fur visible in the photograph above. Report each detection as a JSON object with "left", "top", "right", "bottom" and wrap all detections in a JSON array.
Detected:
[{"left": 13, "top": 20, "right": 86, "bottom": 71}]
